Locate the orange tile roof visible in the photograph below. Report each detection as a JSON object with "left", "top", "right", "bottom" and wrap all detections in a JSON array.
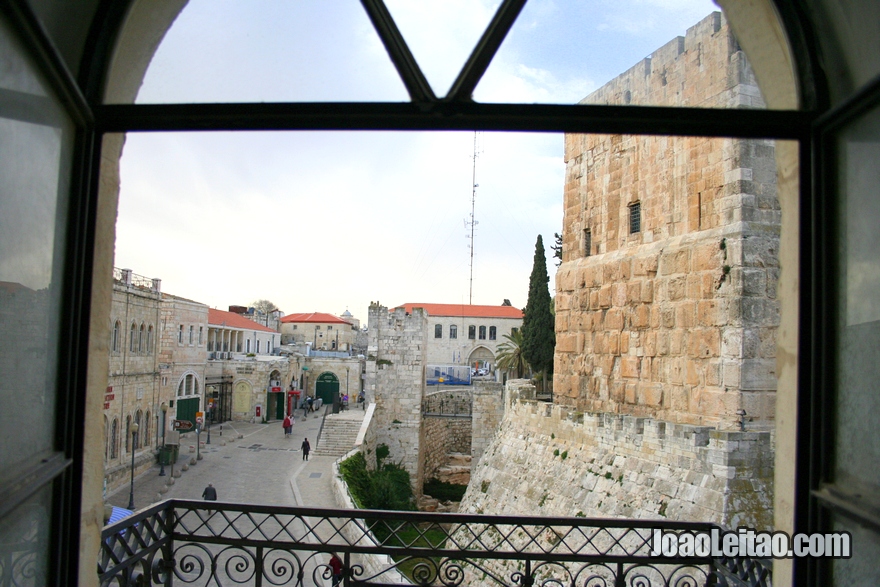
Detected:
[
  {"left": 208, "top": 308, "right": 276, "bottom": 332},
  {"left": 280, "top": 312, "right": 350, "bottom": 325},
  {"left": 396, "top": 303, "right": 523, "bottom": 319}
]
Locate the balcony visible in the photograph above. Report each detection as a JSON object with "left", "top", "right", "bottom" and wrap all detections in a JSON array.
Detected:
[{"left": 99, "top": 501, "right": 769, "bottom": 586}]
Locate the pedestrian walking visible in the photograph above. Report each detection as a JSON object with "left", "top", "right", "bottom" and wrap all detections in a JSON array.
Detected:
[
  {"left": 282, "top": 414, "right": 292, "bottom": 437},
  {"left": 301, "top": 397, "right": 309, "bottom": 419},
  {"left": 307, "top": 395, "right": 314, "bottom": 413},
  {"left": 301, "top": 437, "right": 311, "bottom": 461},
  {"left": 328, "top": 553, "right": 343, "bottom": 587},
  {"left": 202, "top": 483, "right": 217, "bottom": 501}
]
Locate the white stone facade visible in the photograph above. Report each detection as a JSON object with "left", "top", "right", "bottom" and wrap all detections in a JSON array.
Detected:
[
  {"left": 158, "top": 294, "right": 209, "bottom": 424},
  {"left": 103, "top": 269, "right": 164, "bottom": 493},
  {"left": 396, "top": 303, "right": 523, "bottom": 372}
]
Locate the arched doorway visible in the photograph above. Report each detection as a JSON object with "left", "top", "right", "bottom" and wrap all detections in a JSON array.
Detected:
[
  {"left": 315, "top": 372, "right": 339, "bottom": 406},
  {"left": 468, "top": 346, "right": 495, "bottom": 375},
  {"left": 267, "top": 369, "right": 284, "bottom": 420}
]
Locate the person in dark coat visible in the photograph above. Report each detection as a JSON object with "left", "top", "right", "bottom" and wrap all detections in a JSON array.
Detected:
[
  {"left": 202, "top": 483, "right": 217, "bottom": 500},
  {"left": 301, "top": 438, "right": 311, "bottom": 461}
]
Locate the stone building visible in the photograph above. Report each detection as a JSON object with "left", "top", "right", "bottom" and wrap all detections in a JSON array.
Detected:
[
  {"left": 395, "top": 303, "right": 523, "bottom": 375},
  {"left": 207, "top": 307, "right": 279, "bottom": 359},
  {"left": 280, "top": 312, "right": 357, "bottom": 351},
  {"left": 555, "top": 12, "right": 778, "bottom": 430},
  {"left": 102, "top": 269, "right": 163, "bottom": 494},
  {"left": 206, "top": 307, "right": 286, "bottom": 422},
  {"left": 158, "top": 293, "right": 209, "bottom": 426}
]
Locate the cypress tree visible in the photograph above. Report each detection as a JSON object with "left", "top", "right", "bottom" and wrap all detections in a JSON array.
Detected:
[{"left": 522, "top": 235, "right": 556, "bottom": 391}]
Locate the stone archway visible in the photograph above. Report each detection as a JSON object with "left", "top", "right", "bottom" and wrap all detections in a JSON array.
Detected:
[
  {"left": 315, "top": 372, "right": 339, "bottom": 406},
  {"left": 467, "top": 346, "right": 495, "bottom": 373}
]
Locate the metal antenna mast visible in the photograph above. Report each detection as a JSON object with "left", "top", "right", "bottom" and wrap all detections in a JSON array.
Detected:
[{"left": 466, "top": 132, "right": 480, "bottom": 305}]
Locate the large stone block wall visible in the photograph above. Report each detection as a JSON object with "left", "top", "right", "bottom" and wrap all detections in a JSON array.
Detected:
[
  {"left": 555, "top": 12, "right": 779, "bottom": 429},
  {"left": 422, "top": 418, "right": 472, "bottom": 480},
  {"left": 471, "top": 381, "right": 504, "bottom": 463},
  {"left": 367, "top": 304, "right": 428, "bottom": 493},
  {"left": 461, "top": 398, "right": 774, "bottom": 530}
]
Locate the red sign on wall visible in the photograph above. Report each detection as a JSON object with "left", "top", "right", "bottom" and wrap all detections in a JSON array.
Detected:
[
  {"left": 104, "top": 402, "right": 110, "bottom": 409},
  {"left": 104, "top": 394, "right": 114, "bottom": 401},
  {"left": 271, "top": 386, "right": 281, "bottom": 392}
]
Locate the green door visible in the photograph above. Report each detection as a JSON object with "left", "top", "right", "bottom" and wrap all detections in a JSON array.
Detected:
[
  {"left": 315, "top": 372, "right": 339, "bottom": 406},
  {"left": 176, "top": 397, "right": 200, "bottom": 429},
  {"left": 274, "top": 392, "right": 285, "bottom": 420}
]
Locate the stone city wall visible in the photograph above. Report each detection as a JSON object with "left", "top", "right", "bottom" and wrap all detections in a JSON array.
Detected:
[
  {"left": 461, "top": 395, "right": 774, "bottom": 531},
  {"left": 556, "top": 12, "right": 778, "bottom": 429},
  {"left": 471, "top": 381, "right": 505, "bottom": 464}
]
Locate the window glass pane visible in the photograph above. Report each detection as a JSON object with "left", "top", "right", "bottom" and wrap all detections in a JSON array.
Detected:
[
  {"left": 384, "top": 0, "right": 501, "bottom": 97},
  {"left": 831, "top": 513, "right": 880, "bottom": 586},
  {"left": 117, "top": 1, "right": 408, "bottom": 104},
  {"left": 0, "top": 485, "right": 51, "bottom": 587},
  {"left": 115, "top": 131, "right": 560, "bottom": 314},
  {"left": 835, "top": 104, "right": 880, "bottom": 491},
  {"left": 476, "top": 4, "right": 768, "bottom": 110},
  {"left": 0, "top": 15, "right": 71, "bottom": 482}
]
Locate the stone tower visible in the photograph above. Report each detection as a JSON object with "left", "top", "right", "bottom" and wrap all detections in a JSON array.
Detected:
[
  {"left": 365, "top": 304, "right": 428, "bottom": 494},
  {"left": 462, "top": 12, "right": 776, "bottom": 531},
  {"left": 555, "top": 12, "right": 778, "bottom": 430}
]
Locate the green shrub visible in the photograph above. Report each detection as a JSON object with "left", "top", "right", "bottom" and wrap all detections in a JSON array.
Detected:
[
  {"left": 376, "top": 443, "right": 390, "bottom": 465},
  {"left": 338, "top": 449, "right": 414, "bottom": 511}
]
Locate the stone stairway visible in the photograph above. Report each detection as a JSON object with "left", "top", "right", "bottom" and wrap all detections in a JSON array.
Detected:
[{"left": 313, "top": 415, "right": 363, "bottom": 457}]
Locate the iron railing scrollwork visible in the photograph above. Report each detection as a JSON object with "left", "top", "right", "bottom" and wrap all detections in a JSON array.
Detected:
[{"left": 98, "top": 501, "right": 771, "bottom": 587}]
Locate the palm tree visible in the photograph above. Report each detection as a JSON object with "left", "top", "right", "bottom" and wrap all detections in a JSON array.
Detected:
[{"left": 496, "top": 330, "right": 529, "bottom": 379}]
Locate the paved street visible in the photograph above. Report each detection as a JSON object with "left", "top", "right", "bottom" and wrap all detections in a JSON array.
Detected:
[{"left": 105, "top": 408, "right": 356, "bottom": 512}]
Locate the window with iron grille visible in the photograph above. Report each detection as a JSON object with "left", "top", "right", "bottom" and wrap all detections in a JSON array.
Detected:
[
  {"left": 468, "top": 325, "right": 476, "bottom": 339},
  {"left": 584, "top": 228, "right": 592, "bottom": 256},
  {"left": 629, "top": 202, "right": 641, "bottom": 234},
  {"left": 489, "top": 326, "right": 497, "bottom": 340},
  {"left": 450, "top": 325, "right": 457, "bottom": 339},
  {"left": 434, "top": 324, "right": 442, "bottom": 338},
  {"left": 479, "top": 326, "right": 487, "bottom": 339}
]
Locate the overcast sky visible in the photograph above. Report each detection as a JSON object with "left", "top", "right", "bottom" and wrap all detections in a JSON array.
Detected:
[{"left": 115, "top": 0, "right": 716, "bottom": 323}]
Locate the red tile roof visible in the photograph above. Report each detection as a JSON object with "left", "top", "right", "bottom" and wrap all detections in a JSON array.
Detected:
[
  {"left": 396, "top": 303, "right": 523, "bottom": 319},
  {"left": 208, "top": 308, "right": 276, "bottom": 332},
  {"left": 280, "top": 312, "right": 350, "bottom": 325}
]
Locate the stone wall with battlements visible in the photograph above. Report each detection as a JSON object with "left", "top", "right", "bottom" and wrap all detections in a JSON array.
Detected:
[
  {"left": 555, "top": 12, "right": 778, "bottom": 429},
  {"left": 366, "top": 304, "right": 428, "bottom": 494},
  {"left": 461, "top": 395, "right": 774, "bottom": 530}
]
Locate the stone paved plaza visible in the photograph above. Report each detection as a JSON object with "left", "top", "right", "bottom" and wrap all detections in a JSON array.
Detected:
[{"left": 105, "top": 407, "right": 365, "bottom": 513}]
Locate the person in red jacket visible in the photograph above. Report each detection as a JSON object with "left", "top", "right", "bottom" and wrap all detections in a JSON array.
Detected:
[{"left": 328, "top": 553, "right": 343, "bottom": 587}]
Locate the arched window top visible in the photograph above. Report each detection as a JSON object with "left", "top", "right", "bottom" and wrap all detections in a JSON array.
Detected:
[{"left": 111, "top": 3, "right": 789, "bottom": 113}]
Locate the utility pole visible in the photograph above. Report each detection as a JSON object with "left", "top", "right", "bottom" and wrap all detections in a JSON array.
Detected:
[{"left": 466, "top": 132, "right": 480, "bottom": 304}]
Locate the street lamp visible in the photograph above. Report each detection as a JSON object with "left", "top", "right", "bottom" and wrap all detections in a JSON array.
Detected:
[
  {"left": 159, "top": 403, "right": 168, "bottom": 476},
  {"left": 127, "top": 422, "right": 139, "bottom": 509}
]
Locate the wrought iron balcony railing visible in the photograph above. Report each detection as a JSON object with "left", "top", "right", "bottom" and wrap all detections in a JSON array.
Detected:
[{"left": 98, "top": 500, "right": 770, "bottom": 587}]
